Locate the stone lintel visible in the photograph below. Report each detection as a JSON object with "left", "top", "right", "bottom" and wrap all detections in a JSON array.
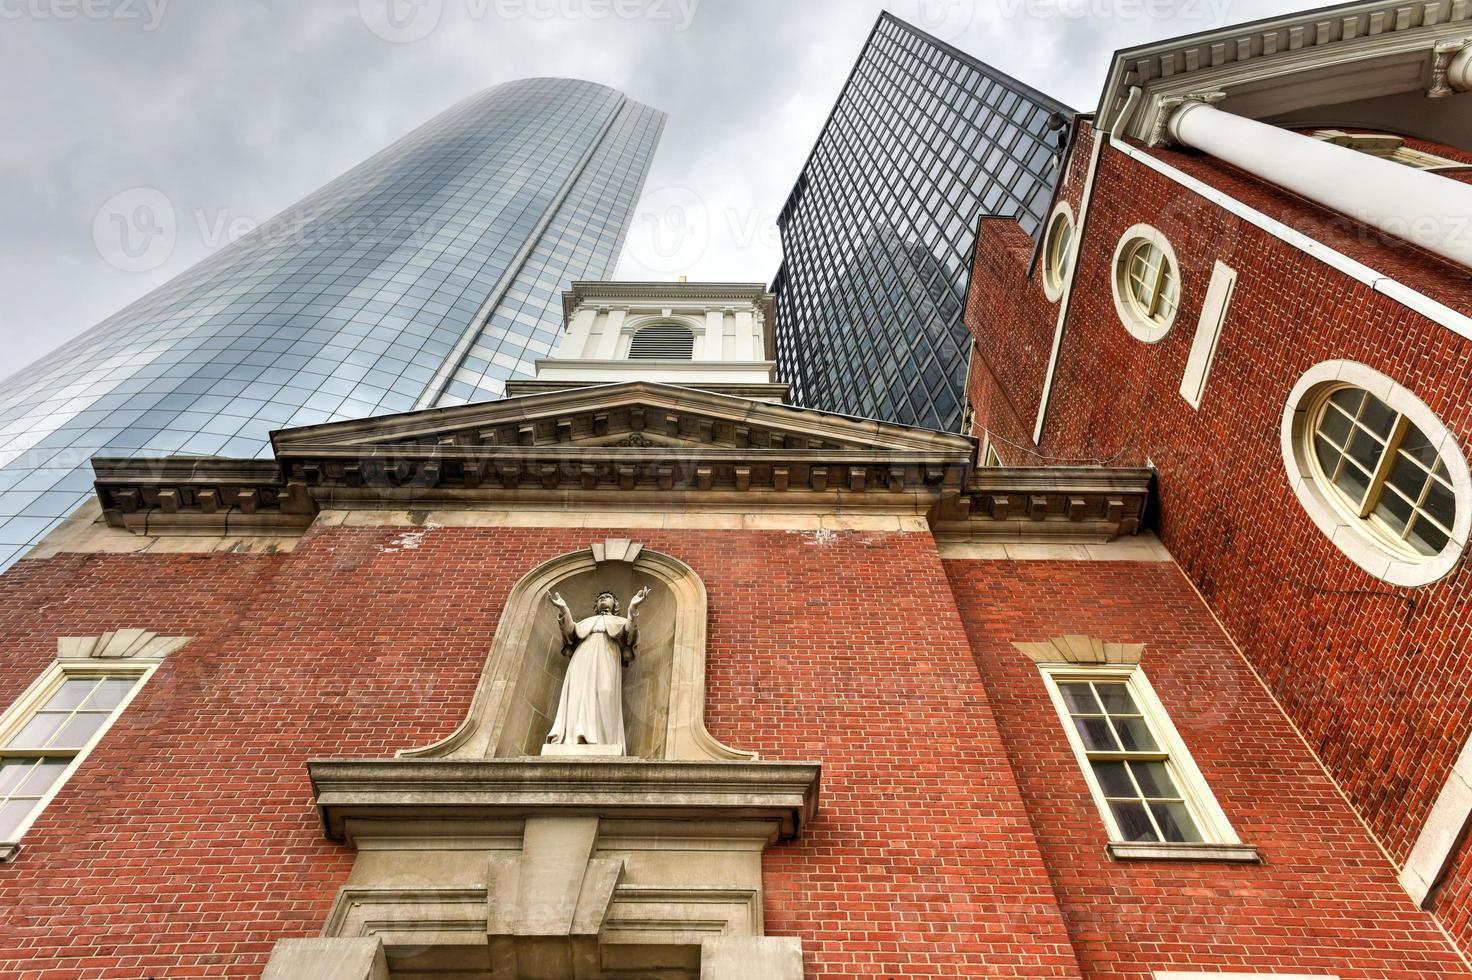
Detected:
[{"left": 308, "top": 758, "right": 822, "bottom": 846}]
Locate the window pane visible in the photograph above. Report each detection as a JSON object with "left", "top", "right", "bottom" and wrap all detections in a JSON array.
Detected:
[
  {"left": 1331, "top": 457, "right": 1371, "bottom": 506},
  {"left": 52, "top": 713, "right": 107, "bottom": 749},
  {"left": 1318, "top": 406, "right": 1352, "bottom": 447},
  {"left": 1150, "top": 802, "right": 1203, "bottom": 843},
  {"left": 14, "top": 759, "right": 69, "bottom": 798},
  {"left": 0, "top": 760, "right": 31, "bottom": 796},
  {"left": 1373, "top": 489, "right": 1414, "bottom": 538},
  {"left": 1400, "top": 427, "right": 1440, "bottom": 468},
  {"left": 1330, "top": 387, "right": 1366, "bottom": 417},
  {"left": 1094, "top": 684, "right": 1138, "bottom": 715},
  {"left": 1425, "top": 480, "right": 1456, "bottom": 531},
  {"left": 1057, "top": 683, "right": 1099, "bottom": 715},
  {"left": 1128, "top": 761, "right": 1178, "bottom": 799},
  {"left": 1358, "top": 395, "right": 1397, "bottom": 438},
  {"left": 1109, "top": 801, "right": 1158, "bottom": 842},
  {"left": 1314, "top": 435, "right": 1343, "bottom": 478},
  {"left": 7, "top": 712, "right": 67, "bottom": 749},
  {"left": 83, "top": 678, "right": 137, "bottom": 711},
  {"left": 43, "top": 679, "right": 99, "bottom": 712},
  {"left": 0, "top": 799, "right": 36, "bottom": 840},
  {"left": 1075, "top": 717, "right": 1119, "bottom": 751},
  {"left": 1112, "top": 717, "right": 1159, "bottom": 753},
  {"left": 1091, "top": 760, "right": 1134, "bottom": 798},
  {"left": 1345, "top": 428, "right": 1385, "bottom": 474},
  {"left": 1409, "top": 516, "right": 1451, "bottom": 556},
  {"left": 1388, "top": 458, "right": 1430, "bottom": 501}
]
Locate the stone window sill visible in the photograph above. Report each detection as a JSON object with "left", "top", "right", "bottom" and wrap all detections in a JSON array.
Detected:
[
  {"left": 0, "top": 843, "right": 20, "bottom": 864},
  {"left": 1107, "top": 841, "right": 1261, "bottom": 863}
]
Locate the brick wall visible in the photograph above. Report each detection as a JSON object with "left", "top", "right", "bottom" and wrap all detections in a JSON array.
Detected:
[
  {"left": 946, "top": 557, "right": 1470, "bottom": 979},
  {"left": 964, "top": 132, "right": 1472, "bottom": 953},
  {"left": 0, "top": 524, "right": 1084, "bottom": 978}
]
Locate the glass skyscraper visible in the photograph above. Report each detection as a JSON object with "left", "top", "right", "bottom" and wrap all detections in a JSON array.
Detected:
[
  {"left": 773, "top": 13, "right": 1071, "bottom": 432},
  {"left": 0, "top": 78, "right": 663, "bottom": 570}
]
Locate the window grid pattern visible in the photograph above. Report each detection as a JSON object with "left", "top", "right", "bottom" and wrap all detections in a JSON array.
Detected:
[
  {"left": 0, "top": 79, "right": 664, "bottom": 569},
  {"left": 0, "top": 674, "right": 140, "bottom": 840},
  {"left": 1311, "top": 386, "right": 1456, "bottom": 556},
  {"left": 1057, "top": 679, "right": 1203, "bottom": 844},
  {"left": 1124, "top": 241, "right": 1178, "bottom": 324},
  {"left": 773, "top": 14, "right": 1070, "bottom": 432}
]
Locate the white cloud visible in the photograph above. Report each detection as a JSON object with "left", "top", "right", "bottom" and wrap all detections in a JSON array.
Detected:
[{"left": 0, "top": 0, "right": 1308, "bottom": 374}]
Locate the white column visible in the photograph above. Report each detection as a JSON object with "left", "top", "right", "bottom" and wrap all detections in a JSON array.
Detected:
[
  {"left": 1167, "top": 100, "right": 1472, "bottom": 270},
  {"left": 734, "top": 311, "right": 756, "bottom": 361},
  {"left": 593, "top": 309, "right": 628, "bottom": 360},
  {"left": 1454, "top": 45, "right": 1472, "bottom": 91},
  {"left": 556, "top": 306, "right": 598, "bottom": 359},
  {"left": 703, "top": 310, "right": 725, "bottom": 360}
]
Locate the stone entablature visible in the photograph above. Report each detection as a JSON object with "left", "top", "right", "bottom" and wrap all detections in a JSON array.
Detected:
[{"left": 87, "top": 382, "right": 1151, "bottom": 547}]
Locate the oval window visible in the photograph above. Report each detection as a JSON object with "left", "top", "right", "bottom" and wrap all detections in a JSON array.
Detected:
[
  {"left": 1111, "top": 225, "right": 1180, "bottom": 343},
  {"left": 1042, "top": 205, "right": 1075, "bottom": 302},
  {"left": 1284, "top": 361, "right": 1471, "bottom": 586}
]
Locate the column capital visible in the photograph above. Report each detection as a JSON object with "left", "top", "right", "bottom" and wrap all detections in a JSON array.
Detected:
[
  {"left": 1148, "top": 91, "right": 1226, "bottom": 148},
  {"left": 1429, "top": 37, "right": 1472, "bottom": 98}
]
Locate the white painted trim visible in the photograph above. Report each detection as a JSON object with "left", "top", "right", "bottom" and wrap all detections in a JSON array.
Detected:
[
  {"left": 1179, "top": 261, "right": 1238, "bottom": 410},
  {"left": 1402, "top": 731, "right": 1472, "bottom": 906},
  {"left": 1038, "top": 663, "right": 1241, "bottom": 847},
  {"left": 1034, "top": 129, "right": 1108, "bottom": 445},
  {"left": 0, "top": 659, "right": 160, "bottom": 846},
  {"left": 1110, "top": 223, "right": 1181, "bottom": 344},
  {"left": 1281, "top": 360, "right": 1472, "bottom": 588},
  {"left": 1111, "top": 141, "right": 1472, "bottom": 343}
]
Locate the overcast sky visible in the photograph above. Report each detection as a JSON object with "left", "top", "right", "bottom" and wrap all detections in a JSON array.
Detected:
[{"left": 0, "top": 0, "right": 1310, "bottom": 372}]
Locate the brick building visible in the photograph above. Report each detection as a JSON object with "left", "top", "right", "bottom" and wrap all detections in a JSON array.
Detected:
[
  {"left": 5, "top": 4, "right": 1472, "bottom": 979},
  {"left": 964, "top": 0, "right": 1472, "bottom": 972}
]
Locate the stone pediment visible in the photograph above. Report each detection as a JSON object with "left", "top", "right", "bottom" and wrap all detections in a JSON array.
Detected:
[
  {"left": 270, "top": 381, "right": 975, "bottom": 458},
  {"left": 88, "top": 381, "right": 1154, "bottom": 545}
]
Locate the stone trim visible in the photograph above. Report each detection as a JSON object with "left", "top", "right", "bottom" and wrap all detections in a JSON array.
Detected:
[
  {"left": 307, "top": 758, "right": 822, "bottom": 845},
  {"left": 1155, "top": 974, "right": 1338, "bottom": 980},
  {"left": 1400, "top": 731, "right": 1472, "bottom": 905},
  {"left": 57, "top": 630, "right": 192, "bottom": 662},
  {"left": 396, "top": 541, "right": 753, "bottom": 763},
  {"left": 262, "top": 938, "right": 388, "bottom": 980},
  {"left": 1014, "top": 635, "right": 1145, "bottom": 666},
  {"left": 1108, "top": 842, "right": 1263, "bottom": 863}
]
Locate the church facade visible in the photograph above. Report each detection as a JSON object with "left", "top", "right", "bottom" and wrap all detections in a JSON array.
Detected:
[{"left": 0, "top": 275, "right": 1468, "bottom": 977}]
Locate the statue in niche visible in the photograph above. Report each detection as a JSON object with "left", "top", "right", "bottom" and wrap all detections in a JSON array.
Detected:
[{"left": 543, "top": 587, "right": 651, "bottom": 753}]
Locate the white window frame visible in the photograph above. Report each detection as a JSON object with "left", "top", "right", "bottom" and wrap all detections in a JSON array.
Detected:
[
  {"left": 1110, "top": 223, "right": 1181, "bottom": 344},
  {"left": 1041, "top": 202, "right": 1076, "bottom": 303},
  {"left": 1039, "top": 663, "right": 1240, "bottom": 847},
  {"left": 1282, "top": 360, "right": 1472, "bottom": 588},
  {"left": 0, "top": 660, "right": 158, "bottom": 846}
]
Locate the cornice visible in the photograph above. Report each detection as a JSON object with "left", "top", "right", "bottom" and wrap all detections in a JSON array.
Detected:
[
  {"left": 1099, "top": 0, "right": 1472, "bottom": 138},
  {"left": 307, "top": 758, "right": 823, "bottom": 844}
]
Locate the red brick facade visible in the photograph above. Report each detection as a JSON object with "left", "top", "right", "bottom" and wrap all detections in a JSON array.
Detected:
[
  {"left": 0, "top": 517, "right": 1465, "bottom": 976},
  {"left": 964, "top": 124, "right": 1472, "bottom": 957}
]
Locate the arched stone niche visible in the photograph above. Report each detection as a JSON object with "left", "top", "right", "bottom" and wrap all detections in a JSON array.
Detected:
[{"left": 402, "top": 539, "right": 753, "bottom": 763}]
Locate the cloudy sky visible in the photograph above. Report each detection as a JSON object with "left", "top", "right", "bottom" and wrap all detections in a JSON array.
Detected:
[{"left": 0, "top": 0, "right": 1307, "bottom": 372}]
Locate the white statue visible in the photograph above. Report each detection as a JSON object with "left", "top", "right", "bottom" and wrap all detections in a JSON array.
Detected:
[{"left": 544, "top": 587, "right": 651, "bottom": 753}]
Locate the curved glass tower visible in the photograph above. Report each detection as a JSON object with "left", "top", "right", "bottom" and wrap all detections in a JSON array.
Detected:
[{"left": 0, "top": 78, "right": 664, "bottom": 569}]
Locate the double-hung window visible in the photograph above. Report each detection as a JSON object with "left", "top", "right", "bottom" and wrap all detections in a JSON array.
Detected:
[
  {"left": 0, "top": 663, "right": 154, "bottom": 845},
  {"left": 1039, "top": 664, "right": 1243, "bottom": 853}
]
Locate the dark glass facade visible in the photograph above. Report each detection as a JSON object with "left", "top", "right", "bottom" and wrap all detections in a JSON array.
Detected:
[
  {"left": 773, "top": 13, "right": 1071, "bottom": 432},
  {"left": 0, "top": 78, "right": 663, "bottom": 570}
]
